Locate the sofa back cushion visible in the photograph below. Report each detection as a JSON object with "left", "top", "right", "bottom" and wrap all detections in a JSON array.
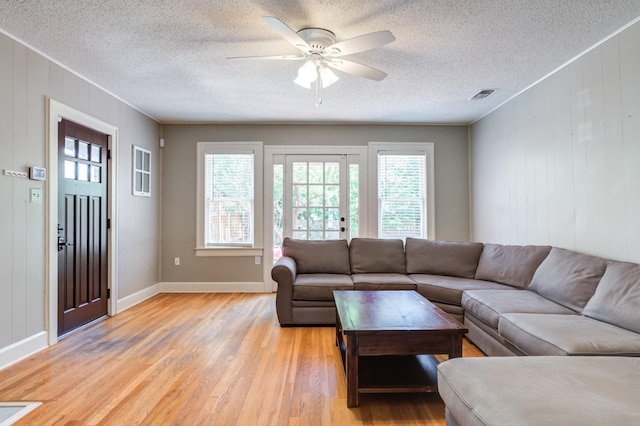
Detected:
[
  {"left": 405, "top": 238, "right": 484, "bottom": 278},
  {"left": 349, "top": 238, "right": 406, "bottom": 273},
  {"left": 282, "top": 237, "right": 351, "bottom": 274},
  {"left": 474, "top": 244, "right": 551, "bottom": 289},
  {"left": 582, "top": 261, "right": 640, "bottom": 333},
  {"left": 528, "top": 248, "right": 608, "bottom": 312}
]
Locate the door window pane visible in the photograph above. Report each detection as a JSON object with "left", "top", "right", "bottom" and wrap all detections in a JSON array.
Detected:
[
  {"left": 65, "top": 137, "right": 76, "bottom": 157},
  {"left": 78, "top": 163, "right": 89, "bottom": 181},
  {"left": 65, "top": 160, "right": 76, "bottom": 179},
  {"left": 91, "top": 145, "right": 101, "bottom": 163},
  {"left": 90, "top": 165, "right": 101, "bottom": 183},
  {"left": 78, "top": 141, "right": 89, "bottom": 160}
]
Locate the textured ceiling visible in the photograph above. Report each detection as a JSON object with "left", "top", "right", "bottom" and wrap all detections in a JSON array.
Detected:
[{"left": 1, "top": 1, "right": 639, "bottom": 124}]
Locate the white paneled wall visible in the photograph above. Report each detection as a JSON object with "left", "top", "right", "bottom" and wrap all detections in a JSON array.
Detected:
[
  {"left": 0, "top": 31, "right": 160, "bottom": 356},
  {"left": 471, "top": 20, "right": 640, "bottom": 263}
]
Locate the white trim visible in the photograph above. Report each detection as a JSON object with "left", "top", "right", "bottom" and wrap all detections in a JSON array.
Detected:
[
  {"left": 158, "top": 282, "right": 265, "bottom": 293},
  {"left": 0, "top": 332, "right": 48, "bottom": 370},
  {"left": 0, "top": 402, "right": 42, "bottom": 425},
  {"left": 46, "top": 98, "right": 119, "bottom": 346},
  {"left": 116, "top": 284, "right": 161, "bottom": 314},
  {"left": 195, "top": 247, "right": 263, "bottom": 257},
  {"left": 368, "top": 142, "right": 435, "bottom": 239}
]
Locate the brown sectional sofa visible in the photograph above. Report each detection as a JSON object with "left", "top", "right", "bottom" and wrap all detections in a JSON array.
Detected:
[{"left": 272, "top": 236, "right": 640, "bottom": 425}]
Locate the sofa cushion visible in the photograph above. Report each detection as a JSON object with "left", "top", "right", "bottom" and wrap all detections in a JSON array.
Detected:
[
  {"left": 462, "top": 289, "right": 574, "bottom": 329},
  {"left": 438, "top": 356, "right": 640, "bottom": 426},
  {"left": 498, "top": 313, "right": 640, "bottom": 356},
  {"left": 405, "top": 238, "right": 484, "bottom": 278},
  {"left": 351, "top": 273, "right": 416, "bottom": 290},
  {"left": 411, "top": 274, "right": 512, "bottom": 306},
  {"left": 474, "top": 244, "right": 551, "bottom": 288},
  {"left": 282, "top": 237, "right": 351, "bottom": 274},
  {"left": 582, "top": 261, "right": 640, "bottom": 334},
  {"left": 291, "top": 274, "right": 354, "bottom": 301},
  {"left": 349, "top": 238, "right": 406, "bottom": 274},
  {"left": 528, "top": 248, "right": 608, "bottom": 312}
]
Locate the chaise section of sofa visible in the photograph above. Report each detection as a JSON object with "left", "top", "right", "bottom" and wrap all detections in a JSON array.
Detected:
[{"left": 438, "top": 356, "right": 640, "bottom": 426}]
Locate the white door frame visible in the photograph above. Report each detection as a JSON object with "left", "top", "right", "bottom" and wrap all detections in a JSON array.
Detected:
[
  {"left": 263, "top": 145, "right": 368, "bottom": 291},
  {"left": 46, "top": 98, "right": 119, "bottom": 345}
]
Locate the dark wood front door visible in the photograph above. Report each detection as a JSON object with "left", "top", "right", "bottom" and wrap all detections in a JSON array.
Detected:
[{"left": 58, "top": 119, "right": 109, "bottom": 336}]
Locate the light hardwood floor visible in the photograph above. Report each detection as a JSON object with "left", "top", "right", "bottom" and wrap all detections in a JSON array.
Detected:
[{"left": 0, "top": 293, "right": 484, "bottom": 425}]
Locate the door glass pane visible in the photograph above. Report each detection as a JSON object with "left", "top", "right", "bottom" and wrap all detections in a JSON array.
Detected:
[
  {"left": 91, "top": 145, "right": 101, "bottom": 162},
  {"left": 325, "top": 208, "right": 339, "bottom": 230},
  {"left": 78, "top": 163, "right": 89, "bottom": 181},
  {"left": 308, "top": 231, "right": 323, "bottom": 240},
  {"left": 65, "top": 160, "right": 76, "bottom": 179},
  {"left": 308, "top": 162, "right": 323, "bottom": 184},
  {"left": 292, "top": 185, "right": 307, "bottom": 207},
  {"left": 325, "top": 231, "right": 339, "bottom": 240},
  {"left": 90, "top": 165, "right": 101, "bottom": 183},
  {"left": 78, "top": 141, "right": 89, "bottom": 160},
  {"left": 308, "top": 185, "right": 323, "bottom": 206},
  {"left": 65, "top": 137, "right": 76, "bottom": 157},
  {"left": 325, "top": 162, "right": 339, "bottom": 183},
  {"left": 349, "top": 164, "right": 359, "bottom": 238},
  {"left": 293, "top": 208, "right": 307, "bottom": 230},
  {"left": 273, "top": 164, "right": 284, "bottom": 262},
  {"left": 309, "top": 208, "right": 323, "bottom": 230},
  {"left": 325, "top": 185, "right": 339, "bottom": 207},
  {"left": 292, "top": 163, "right": 307, "bottom": 183},
  {"left": 292, "top": 231, "right": 307, "bottom": 239}
]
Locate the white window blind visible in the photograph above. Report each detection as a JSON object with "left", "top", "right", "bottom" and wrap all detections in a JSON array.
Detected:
[
  {"left": 204, "top": 153, "right": 254, "bottom": 246},
  {"left": 377, "top": 152, "right": 426, "bottom": 240}
]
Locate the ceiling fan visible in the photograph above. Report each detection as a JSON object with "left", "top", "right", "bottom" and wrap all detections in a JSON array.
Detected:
[{"left": 228, "top": 16, "right": 396, "bottom": 105}]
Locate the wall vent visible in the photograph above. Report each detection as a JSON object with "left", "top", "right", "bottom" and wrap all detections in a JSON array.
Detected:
[{"left": 470, "top": 89, "right": 495, "bottom": 100}]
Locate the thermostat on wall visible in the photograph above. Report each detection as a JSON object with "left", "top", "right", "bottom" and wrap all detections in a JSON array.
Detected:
[{"left": 29, "top": 166, "right": 46, "bottom": 181}]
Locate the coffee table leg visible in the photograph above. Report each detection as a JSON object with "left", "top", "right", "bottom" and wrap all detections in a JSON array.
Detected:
[
  {"left": 450, "top": 334, "right": 463, "bottom": 358},
  {"left": 346, "top": 334, "right": 358, "bottom": 407}
]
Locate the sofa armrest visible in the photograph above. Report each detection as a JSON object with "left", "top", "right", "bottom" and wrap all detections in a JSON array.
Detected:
[{"left": 271, "top": 256, "right": 297, "bottom": 325}]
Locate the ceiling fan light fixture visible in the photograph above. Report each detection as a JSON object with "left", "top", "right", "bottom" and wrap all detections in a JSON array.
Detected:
[
  {"left": 294, "top": 60, "right": 317, "bottom": 88},
  {"left": 319, "top": 66, "right": 339, "bottom": 88}
]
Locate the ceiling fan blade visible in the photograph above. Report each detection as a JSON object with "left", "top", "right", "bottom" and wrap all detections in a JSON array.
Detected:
[
  {"left": 326, "top": 30, "right": 395, "bottom": 57},
  {"left": 262, "top": 16, "right": 310, "bottom": 53},
  {"left": 227, "top": 54, "right": 305, "bottom": 60},
  {"left": 326, "top": 59, "right": 388, "bottom": 81}
]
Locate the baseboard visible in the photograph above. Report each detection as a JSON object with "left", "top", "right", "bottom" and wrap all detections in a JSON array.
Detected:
[
  {"left": 116, "top": 283, "right": 161, "bottom": 314},
  {"left": 158, "top": 282, "right": 266, "bottom": 293},
  {"left": 0, "top": 331, "right": 48, "bottom": 370}
]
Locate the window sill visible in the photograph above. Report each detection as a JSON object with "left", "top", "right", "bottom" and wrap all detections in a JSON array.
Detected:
[{"left": 195, "top": 247, "right": 264, "bottom": 257}]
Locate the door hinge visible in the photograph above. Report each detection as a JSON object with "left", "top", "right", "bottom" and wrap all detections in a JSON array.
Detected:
[
  {"left": 107, "top": 218, "right": 111, "bottom": 229},
  {"left": 107, "top": 149, "right": 112, "bottom": 160},
  {"left": 107, "top": 288, "right": 111, "bottom": 299}
]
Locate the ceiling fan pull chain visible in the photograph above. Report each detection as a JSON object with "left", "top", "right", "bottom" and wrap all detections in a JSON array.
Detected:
[{"left": 315, "top": 63, "right": 322, "bottom": 106}]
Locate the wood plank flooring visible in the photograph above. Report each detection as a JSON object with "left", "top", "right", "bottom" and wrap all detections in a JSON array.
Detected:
[{"left": 0, "top": 293, "right": 484, "bottom": 425}]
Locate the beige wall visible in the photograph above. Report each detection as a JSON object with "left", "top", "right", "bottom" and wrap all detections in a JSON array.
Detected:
[
  {"left": 470, "top": 20, "right": 640, "bottom": 263},
  {"left": 161, "top": 124, "right": 470, "bottom": 283},
  {"left": 0, "top": 32, "right": 161, "bottom": 352}
]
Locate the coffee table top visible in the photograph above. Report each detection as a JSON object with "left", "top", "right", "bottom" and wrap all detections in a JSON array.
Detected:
[{"left": 333, "top": 290, "right": 466, "bottom": 333}]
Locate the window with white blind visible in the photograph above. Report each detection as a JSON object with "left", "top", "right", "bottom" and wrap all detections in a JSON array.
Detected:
[
  {"left": 369, "top": 142, "right": 435, "bottom": 240},
  {"left": 196, "top": 142, "right": 263, "bottom": 254}
]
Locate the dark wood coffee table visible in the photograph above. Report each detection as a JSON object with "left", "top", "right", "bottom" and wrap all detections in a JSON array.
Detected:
[{"left": 333, "top": 290, "right": 468, "bottom": 407}]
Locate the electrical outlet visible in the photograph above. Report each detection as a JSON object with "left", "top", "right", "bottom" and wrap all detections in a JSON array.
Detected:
[
  {"left": 174, "top": 257, "right": 180, "bottom": 266},
  {"left": 30, "top": 188, "right": 43, "bottom": 203},
  {"left": 255, "top": 256, "right": 261, "bottom": 265},
  {"left": 3, "top": 169, "right": 28, "bottom": 178}
]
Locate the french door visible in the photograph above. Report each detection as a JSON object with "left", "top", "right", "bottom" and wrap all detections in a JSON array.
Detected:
[{"left": 284, "top": 155, "right": 348, "bottom": 240}]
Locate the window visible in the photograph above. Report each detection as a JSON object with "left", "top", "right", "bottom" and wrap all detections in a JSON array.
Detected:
[
  {"left": 369, "top": 142, "right": 434, "bottom": 240},
  {"left": 132, "top": 146, "right": 151, "bottom": 196},
  {"left": 196, "top": 142, "right": 263, "bottom": 254}
]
